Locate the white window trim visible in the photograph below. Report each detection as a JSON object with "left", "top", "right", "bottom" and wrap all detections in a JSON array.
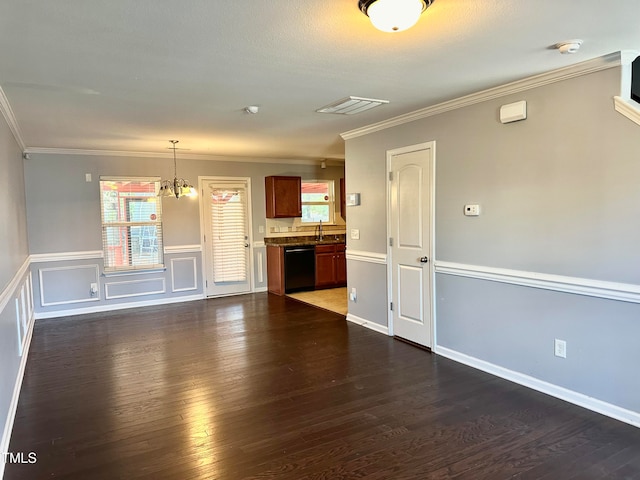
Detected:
[
  {"left": 100, "top": 176, "right": 165, "bottom": 273},
  {"left": 300, "top": 179, "right": 336, "bottom": 225}
]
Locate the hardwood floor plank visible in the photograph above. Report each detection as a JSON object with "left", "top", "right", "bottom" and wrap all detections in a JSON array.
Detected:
[{"left": 4, "top": 293, "right": 640, "bottom": 479}]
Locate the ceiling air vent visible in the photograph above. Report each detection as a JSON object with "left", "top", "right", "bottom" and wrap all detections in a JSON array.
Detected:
[{"left": 316, "top": 96, "right": 389, "bottom": 115}]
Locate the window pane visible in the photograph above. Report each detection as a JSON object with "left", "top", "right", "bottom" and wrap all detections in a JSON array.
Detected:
[
  {"left": 302, "top": 205, "right": 330, "bottom": 223},
  {"left": 301, "top": 182, "right": 329, "bottom": 202},
  {"left": 100, "top": 178, "right": 163, "bottom": 271}
]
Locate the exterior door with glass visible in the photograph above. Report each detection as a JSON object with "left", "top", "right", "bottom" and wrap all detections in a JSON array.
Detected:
[{"left": 201, "top": 178, "right": 252, "bottom": 297}]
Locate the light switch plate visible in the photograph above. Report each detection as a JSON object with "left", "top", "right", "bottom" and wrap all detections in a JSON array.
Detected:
[{"left": 346, "top": 193, "right": 360, "bottom": 206}]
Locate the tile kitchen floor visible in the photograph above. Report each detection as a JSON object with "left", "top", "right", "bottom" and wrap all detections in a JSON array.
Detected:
[{"left": 286, "top": 287, "right": 347, "bottom": 315}]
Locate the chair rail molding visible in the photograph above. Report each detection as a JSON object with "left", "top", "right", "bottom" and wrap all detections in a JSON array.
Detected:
[
  {"left": 435, "top": 261, "right": 640, "bottom": 304},
  {"left": 30, "top": 250, "right": 104, "bottom": 263},
  {"left": 345, "top": 250, "right": 387, "bottom": 265}
]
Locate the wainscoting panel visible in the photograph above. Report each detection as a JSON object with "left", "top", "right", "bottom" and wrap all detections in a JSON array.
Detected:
[
  {"left": 105, "top": 278, "right": 166, "bottom": 300},
  {"left": 170, "top": 257, "right": 198, "bottom": 293},
  {"left": 256, "top": 251, "right": 264, "bottom": 285},
  {"left": 1, "top": 264, "right": 35, "bottom": 480},
  {"left": 39, "top": 264, "right": 100, "bottom": 307}
]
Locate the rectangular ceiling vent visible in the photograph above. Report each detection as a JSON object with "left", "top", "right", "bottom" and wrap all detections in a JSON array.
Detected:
[{"left": 316, "top": 96, "right": 389, "bottom": 115}]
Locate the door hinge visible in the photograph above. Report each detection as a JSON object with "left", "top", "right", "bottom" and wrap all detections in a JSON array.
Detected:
[
  {"left": 206, "top": 280, "right": 208, "bottom": 287},
  {"left": 388, "top": 171, "right": 393, "bottom": 181},
  {"left": 390, "top": 302, "right": 393, "bottom": 311},
  {"left": 389, "top": 237, "right": 393, "bottom": 247}
]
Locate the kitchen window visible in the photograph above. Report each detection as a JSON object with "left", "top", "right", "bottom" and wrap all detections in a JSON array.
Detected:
[
  {"left": 100, "top": 177, "right": 164, "bottom": 272},
  {"left": 301, "top": 180, "right": 334, "bottom": 224}
]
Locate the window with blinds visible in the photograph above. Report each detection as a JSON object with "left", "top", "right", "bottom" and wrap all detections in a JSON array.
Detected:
[
  {"left": 210, "top": 187, "right": 247, "bottom": 283},
  {"left": 100, "top": 177, "right": 164, "bottom": 272}
]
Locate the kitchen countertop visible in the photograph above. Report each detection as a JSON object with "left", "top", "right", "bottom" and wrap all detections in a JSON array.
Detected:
[{"left": 264, "top": 235, "right": 346, "bottom": 247}]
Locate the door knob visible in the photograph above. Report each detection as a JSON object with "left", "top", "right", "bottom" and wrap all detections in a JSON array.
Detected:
[{"left": 419, "top": 256, "right": 429, "bottom": 263}]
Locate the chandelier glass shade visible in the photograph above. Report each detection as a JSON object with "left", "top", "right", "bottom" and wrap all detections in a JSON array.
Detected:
[
  {"left": 158, "top": 140, "right": 197, "bottom": 199},
  {"left": 359, "top": 0, "right": 430, "bottom": 33}
]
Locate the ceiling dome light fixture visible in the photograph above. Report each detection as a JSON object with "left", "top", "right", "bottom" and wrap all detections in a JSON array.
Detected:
[
  {"left": 359, "top": 0, "right": 432, "bottom": 33},
  {"left": 158, "top": 140, "right": 197, "bottom": 199}
]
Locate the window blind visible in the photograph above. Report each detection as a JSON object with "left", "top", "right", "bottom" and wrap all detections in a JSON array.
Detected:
[
  {"left": 210, "top": 187, "right": 248, "bottom": 283},
  {"left": 100, "top": 177, "right": 164, "bottom": 271}
]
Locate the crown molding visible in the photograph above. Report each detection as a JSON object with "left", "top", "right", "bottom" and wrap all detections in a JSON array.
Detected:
[
  {"left": 342, "top": 52, "right": 624, "bottom": 140},
  {"left": 0, "top": 85, "right": 26, "bottom": 151},
  {"left": 22, "top": 147, "right": 345, "bottom": 165},
  {"left": 614, "top": 96, "right": 640, "bottom": 127}
]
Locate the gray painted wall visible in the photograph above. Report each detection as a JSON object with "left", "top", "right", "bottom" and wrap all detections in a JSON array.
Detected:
[
  {"left": 0, "top": 114, "right": 30, "bottom": 461},
  {"left": 25, "top": 154, "right": 343, "bottom": 252},
  {"left": 24, "top": 153, "right": 344, "bottom": 313},
  {"left": 0, "top": 119, "right": 28, "bottom": 290},
  {"left": 345, "top": 65, "right": 640, "bottom": 413}
]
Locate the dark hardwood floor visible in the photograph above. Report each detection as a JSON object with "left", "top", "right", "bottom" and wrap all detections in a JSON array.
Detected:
[{"left": 5, "top": 293, "right": 640, "bottom": 479}]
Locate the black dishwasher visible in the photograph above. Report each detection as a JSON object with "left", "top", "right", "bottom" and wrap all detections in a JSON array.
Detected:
[{"left": 284, "top": 246, "right": 316, "bottom": 293}]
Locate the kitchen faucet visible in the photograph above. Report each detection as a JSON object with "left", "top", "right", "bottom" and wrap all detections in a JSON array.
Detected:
[{"left": 316, "top": 219, "right": 324, "bottom": 242}]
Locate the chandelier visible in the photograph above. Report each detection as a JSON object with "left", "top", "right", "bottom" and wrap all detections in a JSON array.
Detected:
[{"left": 158, "top": 140, "right": 197, "bottom": 198}]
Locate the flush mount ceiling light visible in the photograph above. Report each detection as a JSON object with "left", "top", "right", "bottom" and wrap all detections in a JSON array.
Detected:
[
  {"left": 359, "top": 0, "right": 432, "bottom": 32},
  {"left": 158, "top": 140, "right": 197, "bottom": 199},
  {"left": 316, "top": 96, "right": 389, "bottom": 115}
]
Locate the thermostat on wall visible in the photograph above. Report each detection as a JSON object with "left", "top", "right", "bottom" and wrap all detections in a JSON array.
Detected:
[
  {"left": 464, "top": 204, "right": 481, "bottom": 216},
  {"left": 346, "top": 193, "right": 361, "bottom": 206}
]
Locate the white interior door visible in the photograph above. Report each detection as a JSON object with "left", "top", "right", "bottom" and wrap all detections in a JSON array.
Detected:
[
  {"left": 201, "top": 178, "right": 252, "bottom": 297},
  {"left": 389, "top": 143, "right": 434, "bottom": 348}
]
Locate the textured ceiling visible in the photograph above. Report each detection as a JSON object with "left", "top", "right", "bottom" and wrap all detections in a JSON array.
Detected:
[{"left": 0, "top": 0, "right": 639, "bottom": 160}]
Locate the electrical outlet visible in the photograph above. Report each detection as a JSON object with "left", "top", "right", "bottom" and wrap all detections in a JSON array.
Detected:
[
  {"left": 350, "top": 229, "right": 360, "bottom": 240},
  {"left": 554, "top": 339, "right": 567, "bottom": 358},
  {"left": 90, "top": 283, "right": 98, "bottom": 297},
  {"left": 349, "top": 288, "right": 357, "bottom": 302}
]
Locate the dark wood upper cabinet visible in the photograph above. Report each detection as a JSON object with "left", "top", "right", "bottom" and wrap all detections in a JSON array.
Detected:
[{"left": 265, "top": 176, "right": 302, "bottom": 218}]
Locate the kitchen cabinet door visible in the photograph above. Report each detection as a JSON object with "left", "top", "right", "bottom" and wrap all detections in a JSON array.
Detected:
[
  {"left": 315, "top": 244, "right": 347, "bottom": 289},
  {"left": 265, "top": 176, "right": 302, "bottom": 218}
]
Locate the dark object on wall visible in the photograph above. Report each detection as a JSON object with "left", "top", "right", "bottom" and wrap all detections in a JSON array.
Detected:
[{"left": 632, "top": 56, "right": 640, "bottom": 104}]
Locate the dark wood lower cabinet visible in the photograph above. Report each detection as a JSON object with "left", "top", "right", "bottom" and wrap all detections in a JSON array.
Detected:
[
  {"left": 315, "top": 243, "right": 346, "bottom": 289},
  {"left": 266, "top": 245, "right": 285, "bottom": 295}
]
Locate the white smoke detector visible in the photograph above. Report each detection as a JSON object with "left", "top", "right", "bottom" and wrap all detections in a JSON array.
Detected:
[
  {"left": 555, "top": 40, "right": 583, "bottom": 54},
  {"left": 244, "top": 105, "right": 259, "bottom": 114}
]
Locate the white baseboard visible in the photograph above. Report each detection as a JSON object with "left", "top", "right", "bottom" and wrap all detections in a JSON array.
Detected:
[
  {"left": 435, "top": 345, "right": 640, "bottom": 428},
  {"left": 35, "top": 294, "right": 205, "bottom": 320},
  {"left": 0, "top": 311, "right": 35, "bottom": 480},
  {"left": 346, "top": 313, "right": 390, "bottom": 336}
]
